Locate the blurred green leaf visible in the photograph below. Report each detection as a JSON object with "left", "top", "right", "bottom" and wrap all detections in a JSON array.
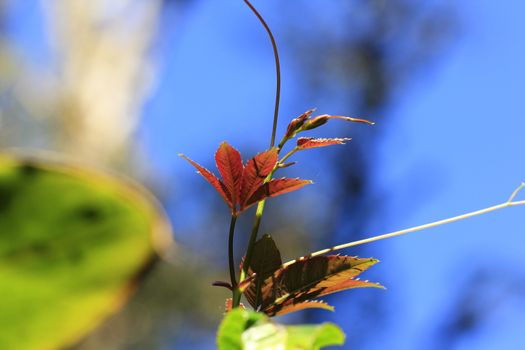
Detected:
[
  {"left": 217, "top": 309, "right": 345, "bottom": 350},
  {"left": 0, "top": 154, "right": 171, "bottom": 350},
  {"left": 286, "top": 323, "right": 345, "bottom": 349}
]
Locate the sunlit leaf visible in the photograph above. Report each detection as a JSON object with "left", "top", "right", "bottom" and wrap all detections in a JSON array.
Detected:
[
  {"left": 217, "top": 309, "right": 345, "bottom": 350},
  {"left": 239, "top": 148, "right": 278, "bottom": 211},
  {"left": 286, "top": 323, "right": 345, "bottom": 349},
  {"left": 265, "top": 300, "right": 334, "bottom": 317},
  {"left": 0, "top": 154, "right": 171, "bottom": 350},
  {"left": 245, "top": 178, "right": 312, "bottom": 209},
  {"left": 254, "top": 255, "right": 383, "bottom": 316},
  {"left": 297, "top": 137, "right": 352, "bottom": 150},
  {"left": 179, "top": 153, "right": 233, "bottom": 211},
  {"left": 217, "top": 308, "right": 266, "bottom": 350},
  {"left": 215, "top": 142, "right": 244, "bottom": 206}
]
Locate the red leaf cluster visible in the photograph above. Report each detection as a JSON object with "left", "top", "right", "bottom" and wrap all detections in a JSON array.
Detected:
[
  {"left": 243, "top": 235, "right": 383, "bottom": 317},
  {"left": 180, "top": 142, "right": 312, "bottom": 215}
]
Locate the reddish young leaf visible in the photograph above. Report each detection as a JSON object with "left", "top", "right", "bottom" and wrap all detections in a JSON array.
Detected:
[
  {"left": 215, "top": 142, "right": 244, "bottom": 207},
  {"left": 244, "top": 255, "right": 383, "bottom": 317},
  {"left": 239, "top": 148, "right": 279, "bottom": 210},
  {"left": 244, "top": 178, "right": 312, "bottom": 210},
  {"left": 264, "top": 300, "right": 334, "bottom": 317},
  {"left": 179, "top": 154, "right": 233, "bottom": 210},
  {"left": 242, "top": 238, "right": 337, "bottom": 317},
  {"left": 297, "top": 137, "right": 352, "bottom": 150},
  {"left": 284, "top": 109, "right": 316, "bottom": 139}
]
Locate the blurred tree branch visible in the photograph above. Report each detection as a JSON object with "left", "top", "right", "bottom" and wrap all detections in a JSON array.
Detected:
[{"left": 0, "top": 0, "right": 161, "bottom": 166}]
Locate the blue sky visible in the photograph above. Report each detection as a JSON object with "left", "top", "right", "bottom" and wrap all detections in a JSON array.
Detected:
[{"left": 372, "top": 1, "right": 525, "bottom": 348}]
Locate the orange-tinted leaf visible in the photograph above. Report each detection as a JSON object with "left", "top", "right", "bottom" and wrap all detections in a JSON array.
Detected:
[
  {"left": 284, "top": 109, "right": 315, "bottom": 139},
  {"left": 265, "top": 300, "right": 334, "bottom": 317},
  {"left": 215, "top": 142, "right": 244, "bottom": 207},
  {"left": 179, "top": 154, "right": 232, "bottom": 210},
  {"left": 251, "top": 255, "right": 383, "bottom": 316},
  {"left": 244, "top": 178, "right": 312, "bottom": 210},
  {"left": 297, "top": 137, "right": 352, "bottom": 150},
  {"left": 239, "top": 148, "right": 278, "bottom": 210},
  {"left": 244, "top": 235, "right": 283, "bottom": 309}
]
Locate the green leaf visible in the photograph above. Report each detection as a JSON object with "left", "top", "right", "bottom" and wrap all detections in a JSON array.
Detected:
[
  {"left": 286, "top": 323, "right": 345, "bottom": 350},
  {"left": 242, "top": 322, "right": 287, "bottom": 350},
  {"left": 0, "top": 154, "right": 171, "bottom": 350},
  {"left": 217, "top": 309, "right": 266, "bottom": 350},
  {"left": 217, "top": 309, "right": 345, "bottom": 350}
]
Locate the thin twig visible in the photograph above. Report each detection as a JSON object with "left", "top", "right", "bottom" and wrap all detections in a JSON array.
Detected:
[
  {"left": 282, "top": 183, "right": 525, "bottom": 268},
  {"left": 508, "top": 182, "right": 525, "bottom": 202}
]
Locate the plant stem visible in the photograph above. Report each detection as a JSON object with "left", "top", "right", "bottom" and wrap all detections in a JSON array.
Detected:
[
  {"left": 243, "top": 0, "right": 281, "bottom": 147},
  {"left": 279, "top": 147, "right": 298, "bottom": 164},
  {"left": 228, "top": 215, "right": 238, "bottom": 290},
  {"left": 232, "top": 0, "right": 282, "bottom": 309},
  {"left": 282, "top": 184, "right": 525, "bottom": 268},
  {"left": 233, "top": 200, "right": 266, "bottom": 307}
]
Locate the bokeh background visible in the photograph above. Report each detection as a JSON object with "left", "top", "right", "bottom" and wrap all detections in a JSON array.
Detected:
[{"left": 1, "top": 0, "right": 525, "bottom": 349}]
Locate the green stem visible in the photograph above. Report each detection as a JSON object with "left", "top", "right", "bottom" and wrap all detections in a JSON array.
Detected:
[
  {"left": 233, "top": 200, "right": 267, "bottom": 307},
  {"left": 279, "top": 147, "right": 298, "bottom": 164},
  {"left": 228, "top": 215, "right": 238, "bottom": 290}
]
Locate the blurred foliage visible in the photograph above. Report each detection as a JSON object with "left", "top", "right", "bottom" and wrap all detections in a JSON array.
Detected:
[
  {"left": 217, "top": 308, "right": 345, "bottom": 350},
  {"left": 0, "top": 154, "right": 170, "bottom": 350},
  {"left": 0, "top": 0, "right": 160, "bottom": 165}
]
